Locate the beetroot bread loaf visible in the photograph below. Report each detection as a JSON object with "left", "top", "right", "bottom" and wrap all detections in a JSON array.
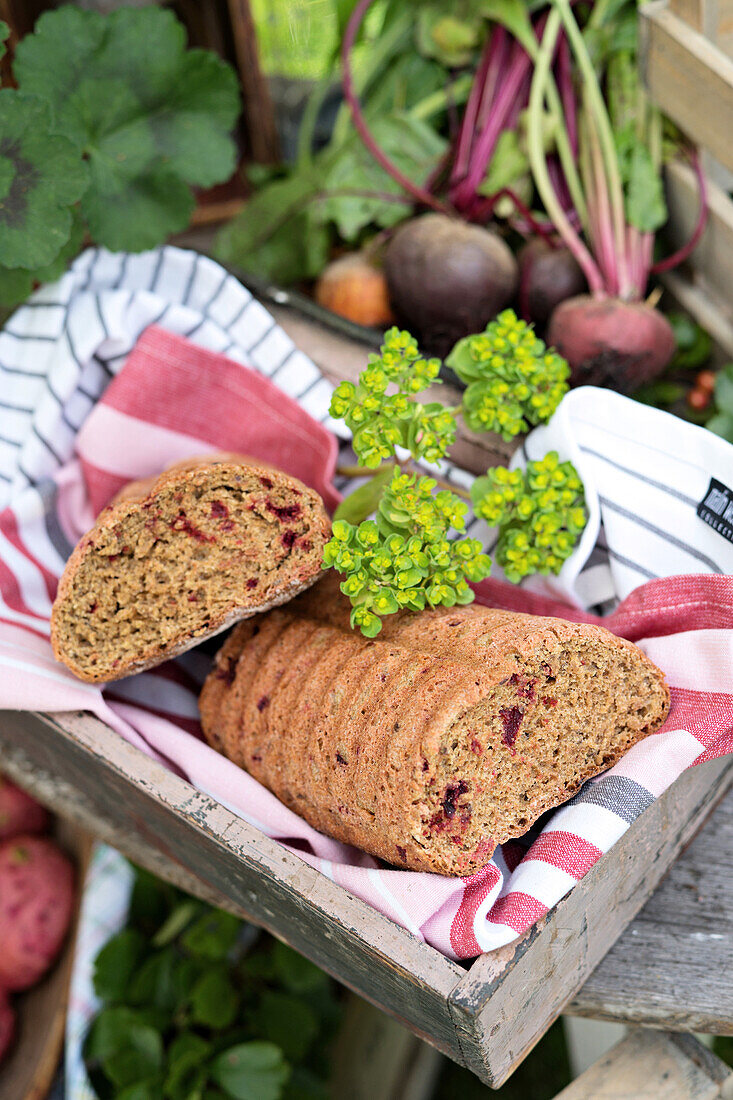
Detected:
[
  {"left": 199, "top": 577, "right": 670, "bottom": 876},
  {"left": 51, "top": 455, "right": 331, "bottom": 683}
]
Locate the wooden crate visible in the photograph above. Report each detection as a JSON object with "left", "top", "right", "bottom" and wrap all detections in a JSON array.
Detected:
[
  {"left": 0, "top": 710, "right": 731, "bottom": 1089},
  {"left": 640, "top": 0, "right": 733, "bottom": 174},
  {"left": 641, "top": 0, "right": 733, "bottom": 357}
]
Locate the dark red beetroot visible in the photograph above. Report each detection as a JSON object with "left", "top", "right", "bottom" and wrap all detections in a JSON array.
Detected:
[
  {"left": 518, "top": 239, "right": 587, "bottom": 328},
  {"left": 0, "top": 836, "right": 75, "bottom": 991},
  {"left": 0, "top": 989, "right": 15, "bottom": 1063},
  {"left": 384, "top": 213, "right": 518, "bottom": 358},
  {"left": 548, "top": 296, "right": 676, "bottom": 392},
  {"left": 0, "top": 778, "right": 49, "bottom": 841}
]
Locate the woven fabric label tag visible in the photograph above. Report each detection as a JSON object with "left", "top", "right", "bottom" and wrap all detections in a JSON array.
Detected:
[{"left": 697, "top": 477, "right": 733, "bottom": 544}]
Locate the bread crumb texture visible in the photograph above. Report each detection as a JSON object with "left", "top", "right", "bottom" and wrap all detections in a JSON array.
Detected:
[
  {"left": 200, "top": 575, "right": 670, "bottom": 875},
  {"left": 51, "top": 458, "right": 331, "bottom": 682}
]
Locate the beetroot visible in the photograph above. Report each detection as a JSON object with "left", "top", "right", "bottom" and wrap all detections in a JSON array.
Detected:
[
  {"left": 384, "top": 214, "right": 518, "bottom": 357},
  {"left": 518, "top": 239, "right": 587, "bottom": 329},
  {"left": 0, "top": 778, "right": 49, "bottom": 841},
  {"left": 0, "top": 989, "right": 15, "bottom": 1063},
  {"left": 548, "top": 296, "right": 676, "bottom": 392},
  {"left": 0, "top": 836, "right": 75, "bottom": 991}
]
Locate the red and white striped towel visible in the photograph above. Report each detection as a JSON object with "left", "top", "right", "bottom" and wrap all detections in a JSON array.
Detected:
[{"left": 1, "top": 246, "right": 732, "bottom": 961}]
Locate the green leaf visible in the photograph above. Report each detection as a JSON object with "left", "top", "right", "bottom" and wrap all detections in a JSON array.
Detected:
[
  {"left": 211, "top": 1042, "right": 290, "bottom": 1100},
  {"left": 215, "top": 172, "right": 329, "bottom": 286},
  {"left": 93, "top": 929, "right": 147, "bottom": 1002},
  {"left": 668, "top": 311, "right": 713, "bottom": 369},
  {"left": 625, "top": 144, "right": 667, "bottom": 233},
  {"left": 416, "top": 10, "right": 482, "bottom": 67},
  {"left": 0, "top": 91, "right": 88, "bottom": 270},
  {"left": 153, "top": 899, "right": 200, "bottom": 948},
  {"left": 271, "top": 943, "right": 329, "bottom": 994},
  {"left": 14, "top": 4, "right": 240, "bottom": 253},
  {"left": 478, "top": 128, "right": 529, "bottom": 196},
  {"left": 282, "top": 1067, "right": 330, "bottom": 1100},
  {"left": 130, "top": 866, "right": 183, "bottom": 931},
  {"left": 118, "top": 1079, "right": 166, "bottom": 1100},
  {"left": 164, "top": 1033, "right": 213, "bottom": 1100},
  {"left": 128, "top": 947, "right": 196, "bottom": 1014},
  {"left": 0, "top": 21, "right": 8, "bottom": 62},
  {"left": 191, "top": 968, "right": 240, "bottom": 1029},
  {"left": 704, "top": 412, "right": 733, "bottom": 443},
  {"left": 0, "top": 206, "right": 84, "bottom": 307},
  {"left": 334, "top": 465, "right": 395, "bottom": 524},
  {"left": 714, "top": 365, "right": 733, "bottom": 416},
  {"left": 319, "top": 114, "right": 445, "bottom": 241},
  {"left": 181, "top": 909, "right": 241, "bottom": 961},
  {"left": 254, "top": 992, "right": 319, "bottom": 1062},
  {"left": 86, "top": 1007, "right": 151, "bottom": 1063},
  {"left": 103, "top": 1024, "right": 164, "bottom": 1090}
]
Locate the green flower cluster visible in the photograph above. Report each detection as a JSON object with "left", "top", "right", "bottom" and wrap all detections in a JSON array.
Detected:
[
  {"left": 329, "top": 327, "right": 456, "bottom": 467},
  {"left": 446, "top": 309, "right": 570, "bottom": 440},
  {"left": 472, "top": 452, "right": 587, "bottom": 583},
  {"left": 323, "top": 471, "right": 491, "bottom": 636}
]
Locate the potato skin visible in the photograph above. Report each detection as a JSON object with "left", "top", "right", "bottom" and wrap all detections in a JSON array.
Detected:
[
  {"left": 384, "top": 213, "right": 518, "bottom": 357},
  {"left": 0, "top": 837, "right": 75, "bottom": 991},
  {"left": 0, "top": 778, "right": 49, "bottom": 841}
]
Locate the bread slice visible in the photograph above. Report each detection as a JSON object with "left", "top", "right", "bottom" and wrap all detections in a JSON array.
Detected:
[
  {"left": 199, "top": 577, "right": 670, "bottom": 875},
  {"left": 51, "top": 455, "right": 331, "bottom": 683}
]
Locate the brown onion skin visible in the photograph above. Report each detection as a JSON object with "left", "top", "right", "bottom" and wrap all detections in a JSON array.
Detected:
[
  {"left": 384, "top": 213, "right": 518, "bottom": 358},
  {"left": 548, "top": 295, "right": 676, "bottom": 392},
  {"left": 518, "top": 239, "right": 587, "bottom": 329}
]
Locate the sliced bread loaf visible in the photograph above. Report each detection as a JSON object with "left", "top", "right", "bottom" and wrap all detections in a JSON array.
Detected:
[
  {"left": 199, "top": 578, "right": 670, "bottom": 875},
  {"left": 51, "top": 455, "right": 331, "bottom": 682}
]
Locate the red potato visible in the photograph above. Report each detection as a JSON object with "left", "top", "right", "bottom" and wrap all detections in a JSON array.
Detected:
[
  {"left": 0, "top": 989, "right": 15, "bottom": 1064},
  {"left": 548, "top": 295, "right": 676, "bottom": 392},
  {"left": 0, "top": 836, "right": 75, "bottom": 991},
  {"left": 384, "top": 213, "right": 518, "bottom": 358},
  {"left": 315, "top": 253, "right": 394, "bottom": 327},
  {"left": 0, "top": 777, "right": 49, "bottom": 840},
  {"left": 517, "top": 238, "right": 587, "bottom": 328}
]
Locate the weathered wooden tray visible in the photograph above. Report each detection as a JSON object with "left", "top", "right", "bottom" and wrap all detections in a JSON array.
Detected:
[{"left": 0, "top": 709, "right": 730, "bottom": 1088}]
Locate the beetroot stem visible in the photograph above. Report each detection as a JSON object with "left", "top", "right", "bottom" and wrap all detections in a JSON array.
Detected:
[
  {"left": 451, "top": 38, "right": 532, "bottom": 209},
  {"left": 451, "top": 31, "right": 503, "bottom": 189},
  {"left": 341, "top": 0, "right": 450, "bottom": 214},
  {"left": 651, "top": 150, "right": 709, "bottom": 274},
  {"left": 527, "top": 10, "right": 604, "bottom": 294}
]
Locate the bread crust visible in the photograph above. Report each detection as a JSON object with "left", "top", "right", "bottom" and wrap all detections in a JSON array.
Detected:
[
  {"left": 200, "top": 579, "right": 671, "bottom": 875},
  {"left": 51, "top": 455, "right": 331, "bottom": 682}
]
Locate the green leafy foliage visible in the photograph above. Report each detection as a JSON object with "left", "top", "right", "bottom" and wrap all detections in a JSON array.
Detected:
[
  {"left": 0, "top": 4, "right": 240, "bottom": 305},
  {"left": 0, "top": 93, "right": 88, "bottom": 270},
  {"left": 705, "top": 364, "right": 733, "bottom": 444},
  {"left": 447, "top": 310, "right": 570, "bottom": 440},
  {"left": 85, "top": 865, "right": 340, "bottom": 1100},
  {"left": 668, "top": 312, "right": 713, "bottom": 370},
  {"left": 330, "top": 327, "right": 455, "bottom": 468},
  {"left": 323, "top": 472, "right": 491, "bottom": 636},
  {"left": 472, "top": 453, "right": 587, "bottom": 582},
  {"left": 216, "top": 115, "right": 444, "bottom": 283},
  {"left": 211, "top": 1042, "right": 290, "bottom": 1100}
]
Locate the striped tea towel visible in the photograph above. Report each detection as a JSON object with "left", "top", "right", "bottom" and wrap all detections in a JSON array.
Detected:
[
  {"left": 0, "top": 245, "right": 732, "bottom": 962},
  {"left": 64, "top": 845, "right": 133, "bottom": 1100}
]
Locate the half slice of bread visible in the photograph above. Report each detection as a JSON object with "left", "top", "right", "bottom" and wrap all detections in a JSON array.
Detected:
[{"left": 51, "top": 455, "right": 330, "bottom": 682}]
